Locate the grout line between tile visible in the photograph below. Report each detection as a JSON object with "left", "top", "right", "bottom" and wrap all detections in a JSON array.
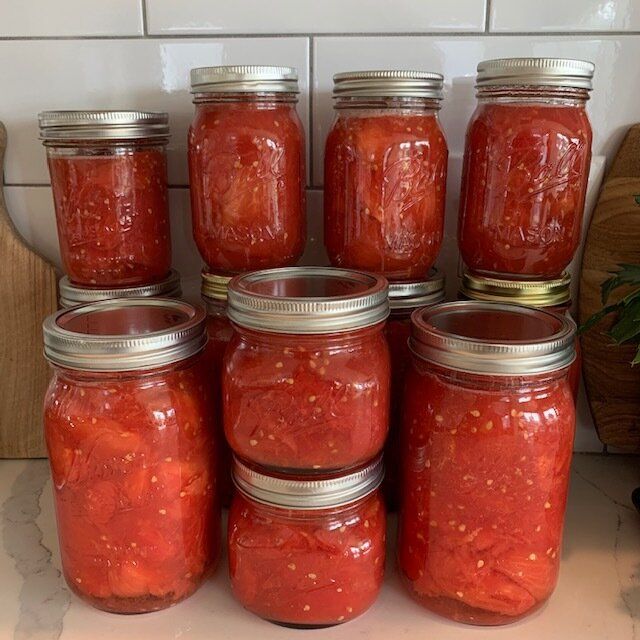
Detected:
[
  {"left": 141, "top": 0, "right": 149, "bottom": 37},
  {"left": 1, "top": 31, "right": 640, "bottom": 41},
  {"left": 308, "top": 36, "right": 314, "bottom": 188}
]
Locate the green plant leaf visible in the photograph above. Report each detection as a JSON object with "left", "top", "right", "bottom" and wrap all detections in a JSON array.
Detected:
[
  {"left": 635, "top": 195, "right": 640, "bottom": 206},
  {"left": 601, "top": 263, "right": 640, "bottom": 304},
  {"left": 609, "top": 298, "right": 640, "bottom": 343},
  {"left": 578, "top": 303, "right": 619, "bottom": 334},
  {"left": 632, "top": 348, "right": 640, "bottom": 365}
]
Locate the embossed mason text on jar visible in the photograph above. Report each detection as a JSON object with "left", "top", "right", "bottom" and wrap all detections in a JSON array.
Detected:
[
  {"left": 39, "top": 110, "right": 172, "bottom": 287},
  {"left": 324, "top": 71, "right": 448, "bottom": 281},
  {"left": 188, "top": 66, "right": 306, "bottom": 273},
  {"left": 223, "top": 267, "right": 390, "bottom": 472},
  {"left": 43, "top": 299, "right": 220, "bottom": 614},
  {"left": 458, "top": 58, "right": 594, "bottom": 278}
]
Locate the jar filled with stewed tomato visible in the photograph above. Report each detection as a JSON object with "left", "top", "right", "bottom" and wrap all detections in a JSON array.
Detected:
[
  {"left": 324, "top": 70, "right": 448, "bottom": 281},
  {"left": 458, "top": 58, "right": 594, "bottom": 279},
  {"left": 228, "top": 455, "right": 386, "bottom": 627},
  {"left": 42, "top": 298, "right": 220, "bottom": 613},
  {"left": 39, "top": 110, "right": 172, "bottom": 287},
  {"left": 188, "top": 66, "right": 306, "bottom": 274},
  {"left": 224, "top": 267, "right": 390, "bottom": 472},
  {"left": 398, "top": 301, "right": 576, "bottom": 625},
  {"left": 201, "top": 270, "right": 233, "bottom": 506},
  {"left": 384, "top": 270, "right": 445, "bottom": 509},
  {"left": 58, "top": 269, "right": 181, "bottom": 308},
  {"left": 459, "top": 270, "right": 581, "bottom": 399}
]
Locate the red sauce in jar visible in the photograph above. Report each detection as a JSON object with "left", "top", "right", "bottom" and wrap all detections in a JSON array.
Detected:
[
  {"left": 324, "top": 111, "right": 447, "bottom": 280},
  {"left": 228, "top": 459, "right": 386, "bottom": 627},
  {"left": 458, "top": 102, "right": 592, "bottom": 278},
  {"left": 188, "top": 98, "right": 306, "bottom": 273},
  {"left": 398, "top": 302, "right": 576, "bottom": 625},
  {"left": 224, "top": 325, "right": 390, "bottom": 471},
  {"left": 47, "top": 148, "right": 171, "bottom": 286},
  {"left": 43, "top": 300, "right": 219, "bottom": 613}
]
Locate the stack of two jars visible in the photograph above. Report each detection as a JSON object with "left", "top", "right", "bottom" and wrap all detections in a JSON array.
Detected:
[{"left": 189, "top": 67, "right": 389, "bottom": 628}]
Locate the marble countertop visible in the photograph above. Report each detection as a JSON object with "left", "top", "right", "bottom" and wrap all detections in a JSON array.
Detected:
[{"left": 1, "top": 453, "right": 638, "bottom": 640}]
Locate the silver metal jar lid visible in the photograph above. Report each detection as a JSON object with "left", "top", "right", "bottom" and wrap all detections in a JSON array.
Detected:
[
  {"left": 190, "top": 65, "right": 299, "bottom": 94},
  {"left": 389, "top": 269, "right": 445, "bottom": 311},
  {"left": 38, "top": 110, "right": 170, "bottom": 142},
  {"left": 233, "top": 455, "right": 384, "bottom": 510},
  {"left": 59, "top": 270, "right": 182, "bottom": 309},
  {"left": 43, "top": 298, "right": 207, "bottom": 372},
  {"left": 410, "top": 301, "right": 576, "bottom": 376},
  {"left": 476, "top": 58, "right": 595, "bottom": 90},
  {"left": 227, "top": 267, "right": 389, "bottom": 334},
  {"left": 333, "top": 70, "right": 444, "bottom": 99}
]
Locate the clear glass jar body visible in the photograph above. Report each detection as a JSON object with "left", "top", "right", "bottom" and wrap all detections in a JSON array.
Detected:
[
  {"left": 223, "top": 323, "right": 390, "bottom": 472},
  {"left": 43, "top": 354, "right": 220, "bottom": 613},
  {"left": 45, "top": 141, "right": 171, "bottom": 287},
  {"left": 383, "top": 308, "right": 412, "bottom": 509},
  {"left": 203, "top": 298, "right": 234, "bottom": 506},
  {"left": 324, "top": 97, "right": 448, "bottom": 281},
  {"left": 188, "top": 92, "right": 306, "bottom": 273},
  {"left": 458, "top": 87, "right": 592, "bottom": 278},
  {"left": 398, "top": 357, "right": 575, "bottom": 625},
  {"left": 228, "top": 490, "right": 386, "bottom": 627}
]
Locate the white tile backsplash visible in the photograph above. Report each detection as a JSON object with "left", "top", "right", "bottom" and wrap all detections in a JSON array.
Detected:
[
  {"left": 0, "top": 38, "right": 309, "bottom": 187},
  {"left": 0, "top": 0, "right": 143, "bottom": 37},
  {"left": 146, "top": 0, "right": 486, "bottom": 35},
  {"left": 3, "top": 1, "right": 635, "bottom": 454},
  {"left": 491, "top": 0, "right": 640, "bottom": 32},
  {"left": 312, "top": 35, "right": 640, "bottom": 186}
]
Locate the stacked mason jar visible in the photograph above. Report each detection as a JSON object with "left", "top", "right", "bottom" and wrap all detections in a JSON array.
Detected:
[{"left": 38, "top": 59, "right": 591, "bottom": 627}]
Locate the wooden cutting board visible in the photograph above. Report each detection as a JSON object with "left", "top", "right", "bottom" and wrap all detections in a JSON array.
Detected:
[
  {"left": 0, "top": 122, "right": 58, "bottom": 458},
  {"left": 579, "top": 123, "right": 640, "bottom": 452}
]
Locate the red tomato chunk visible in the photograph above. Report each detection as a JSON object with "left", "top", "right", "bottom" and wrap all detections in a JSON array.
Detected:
[
  {"left": 188, "top": 101, "right": 306, "bottom": 273},
  {"left": 228, "top": 491, "right": 386, "bottom": 626},
  {"left": 44, "top": 360, "right": 220, "bottom": 613},
  {"left": 223, "top": 326, "right": 390, "bottom": 472},
  {"left": 398, "top": 360, "right": 575, "bottom": 624},
  {"left": 325, "top": 113, "right": 447, "bottom": 281},
  {"left": 458, "top": 103, "right": 592, "bottom": 278},
  {"left": 48, "top": 148, "right": 171, "bottom": 287}
]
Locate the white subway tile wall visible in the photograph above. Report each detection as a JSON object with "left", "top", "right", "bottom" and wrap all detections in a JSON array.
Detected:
[{"left": 4, "top": 0, "right": 639, "bottom": 452}]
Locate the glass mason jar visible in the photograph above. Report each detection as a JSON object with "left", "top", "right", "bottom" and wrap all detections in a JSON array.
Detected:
[
  {"left": 201, "top": 270, "right": 234, "bottom": 507},
  {"left": 458, "top": 58, "right": 594, "bottom": 279},
  {"left": 58, "top": 269, "right": 181, "bottom": 308},
  {"left": 383, "top": 270, "right": 445, "bottom": 510},
  {"left": 459, "top": 270, "right": 582, "bottom": 400},
  {"left": 224, "top": 267, "right": 390, "bottom": 472},
  {"left": 398, "top": 301, "right": 576, "bottom": 625},
  {"left": 39, "top": 110, "right": 172, "bottom": 287},
  {"left": 42, "top": 298, "right": 220, "bottom": 614},
  {"left": 188, "top": 66, "right": 306, "bottom": 274},
  {"left": 324, "top": 71, "right": 448, "bottom": 281},
  {"left": 228, "top": 456, "right": 386, "bottom": 627}
]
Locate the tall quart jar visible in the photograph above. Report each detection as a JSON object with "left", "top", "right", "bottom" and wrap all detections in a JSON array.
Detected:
[
  {"left": 201, "top": 270, "right": 234, "bottom": 506},
  {"left": 384, "top": 270, "right": 445, "bottom": 509},
  {"left": 188, "top": 65, "right": 306, "bottom": 273},
  {"left": 42, "top": 298, "right": 220, "bottom": 613},
  {"left": 459, "top": 270, "right": 581, "bottom": 399},
  {"left": 458, "top": 58, "right": 594, "bottom": 279},
  {"left": 58, "top": 269, "right": 182, "bottom": 308},
  {"left": 39, "top": 110, "right": 172, "bottom": 287},
  {"left": 224, "top": 267, "right": 390, "bottom": 472},
  {"left": 398, "top": 301, "right": 576, "bottom": 625},
  {"left": 228, "top": 456, "right": 386, "bottom": 627},
  {"left": 324, "top": 70, "right": 448, "bottom": 281}
]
